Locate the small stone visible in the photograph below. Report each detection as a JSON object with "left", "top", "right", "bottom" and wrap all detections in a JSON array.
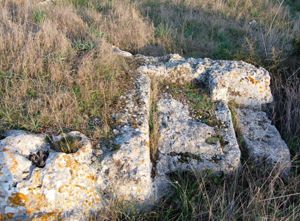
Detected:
[{"left": 113, "top": 129, "right": 119, "bottom": 135}]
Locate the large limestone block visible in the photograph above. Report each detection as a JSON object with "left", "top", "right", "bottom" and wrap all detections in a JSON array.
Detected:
[
  {"left": 0, "top": 131, "right": 102, "bottom": 220},
  {"left": 138, "top": 55, "right": 273, "bottom": 107},
  {"left": 235, "top": 108, "right": 291, "bottom": 174},
  {"left": 137, "top": 54, "right": 209, "bottom": 83},
  {"left": 97, "top": 74, "right": 153, "bottom": 204},
  {"left": 153, "top": 95, "right": 241, "bottom": 200},
  {"left": 207, "top": 61, "right": 273, "bottom": 107}
]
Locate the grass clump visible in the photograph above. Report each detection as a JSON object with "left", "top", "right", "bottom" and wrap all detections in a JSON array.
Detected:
[
  {"left": 107, "top": 165, "right": 300, "bottom": 220},
  {"left": 47, "top": 134, "right": 83, "bottom": 154},
  {"left": 73, "top": 39, "right": 95, "bottom": 51},
  {"left": 165, "top": 82, "right": 220, "bottom": 127},
  {"left": 33, "top": 10, "right": 45, "bottom": 24}
]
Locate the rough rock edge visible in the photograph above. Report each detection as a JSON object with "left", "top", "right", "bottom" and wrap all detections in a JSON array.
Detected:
[
  {"left": 0, "top": 131, "right": 101, "bottom": 220},
  {"left": 151, "top": 98, "right": 241, "bottom": 202},
  {"left": 97, "top": 73, "right": 153, "bottom": 206},
  {"left": 134, "top": 52, "right": 290, "bottom": 174},
  {"left": 137, "top": 54, "right": 273, "bottom": 107},
  {"left": 235, "top": 108, "right": 291, "bottom": 175}
]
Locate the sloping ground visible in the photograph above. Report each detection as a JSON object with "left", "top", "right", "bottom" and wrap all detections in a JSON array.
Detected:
[{"left": 0, "top": 50, "right": 291, "bottom": 220}]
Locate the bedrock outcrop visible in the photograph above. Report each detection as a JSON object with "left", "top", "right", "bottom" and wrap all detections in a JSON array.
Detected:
[{"left": 0, "top": 51, "right": 291, "bottom": 220}]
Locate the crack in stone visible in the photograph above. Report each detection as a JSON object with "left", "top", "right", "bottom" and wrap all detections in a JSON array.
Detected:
[
  {"left": 168, "top": 152, "right": 204, "bottom": 163},
  {"left": 149, "top": 77, "right": 160, "bottom": 179},
  {"left": 28, "top": 150, "right": 49, "bottom": 168}
]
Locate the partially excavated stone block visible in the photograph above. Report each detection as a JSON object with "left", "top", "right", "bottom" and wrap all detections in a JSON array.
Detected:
[
  {"left": 97, "top": 74, "right": 153, "bottom": 204},
  {"left": 0, "top": 51, "right": 292, "bottom": 218},
  {"left": 137, "top": 54, "right": 207, "bottom": 83},
  {"left": 152, "top": 95, "right": 241, "bottom": 200},
  {"left": 234, "top": 108, "right": 291, "bottom": 174},
  {"left": 207, "top": 61, "right": 273, "bottom": 107},
  {"left": 138, "top": 55, "right": 273, "bottom": 107}
]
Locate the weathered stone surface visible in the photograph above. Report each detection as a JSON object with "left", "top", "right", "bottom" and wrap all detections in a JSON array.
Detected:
[
  {"left": 97, "top": 74, "right": 152, "bottom": 204},
  {"left": 235, "top": 108, "right": 291, "bottom": 174},
  {"left": 0, "top": 130, "right": 49, "bottom": 157},
  {"left": 215, "top": 102, "right": 242, "bottom": 172},
  {"left": 137, "top": 54, "right": 204, "bottom": 83},
  {"left": 0, "top": 74, "right": 153, "bottom": 219},
  {"left": 152, "top": 95, "right": 241, "bottom": 200},
  {"left": 206, "top": 61, "right": 273, "bottom": 107},
  {"left": 0, "top": 131, "right": 102, "bottom": 220},
  {"left": 138, "top": 55, "right": 273, "bottom": 107}
]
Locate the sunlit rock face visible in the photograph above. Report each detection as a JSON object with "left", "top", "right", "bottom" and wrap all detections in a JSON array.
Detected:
[
  {"left": 138, "top": 54, "right": 273, "bottom": 107},
  {"left": 155, "top": 96, "right": 239, "bottom": 174},
  {"left": 0, "top": 131, "right": 102, "bottom": 220},
  {"left": 97, "top": 74, "right": 153, "bottom": 204},
  {"left": 152, "top": 96, "right": 241, "bottom": 201}
]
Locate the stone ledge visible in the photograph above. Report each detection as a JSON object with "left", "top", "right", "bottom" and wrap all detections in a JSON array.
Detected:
[
  {"left": 234, "top": 108, "right": 291, "bottom": 175},
  {"left": 138, "top": 54, "right": 273, "bottom": 107},
  {"left": 152, "top": 95, "right": 241, "bottom": 202}
]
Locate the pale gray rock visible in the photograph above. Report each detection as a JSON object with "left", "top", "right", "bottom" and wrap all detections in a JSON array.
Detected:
[
  {"left": 215, "top": 102, "right": 241, "bottom": 172},
  {"left": 0, "top": 131, "right": 102, "bottom": 220},
  {"left": 0, "top": 131, "right": 49, "bottom": 157},
  {"left": 138, "top": 54, "right": 273, "bottom": 107},
  {"left": 137, "top": 54, "right": 209, "bottom": 83},
  {"left": 207, "top": 60, "right": 273, "bottom": 107},
  {"left": 112, "top": 46, "right": 133, "bottom": 58},
  {"left": 2, "top": 130, "right": 29, "bottom": 137},
  {"left": 152, "top": 95, "right": 241, "bottom": 201},
  {"left": 235, "top": 108, "right": 291, "bottom": 174},
  {"left": 97, "top": 74, "right": 153, "bottom": 205}
]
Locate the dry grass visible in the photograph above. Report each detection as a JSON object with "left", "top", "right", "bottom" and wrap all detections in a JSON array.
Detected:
[
  {"left": 99, "top": 162, "right": 300, "bottom": 221},
  {"left": 0, "top": 0, "right": 300, "bottom": 220},
  {"left": 136, "top": 0, "right": 299, "bottom": 59},
  {"left": 1, "top": 0, "right": 299, "bottom": 142},
  {"left": 0, "top": 0, "right": 152, "bottom": 141},
  {"left": 132, "top": 0, "right": 300, "bottom": 156}
]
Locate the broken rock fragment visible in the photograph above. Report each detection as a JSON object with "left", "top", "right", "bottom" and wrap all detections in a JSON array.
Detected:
[{"left": 234, "top": 108, "right": 291, "bottom": 174}]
